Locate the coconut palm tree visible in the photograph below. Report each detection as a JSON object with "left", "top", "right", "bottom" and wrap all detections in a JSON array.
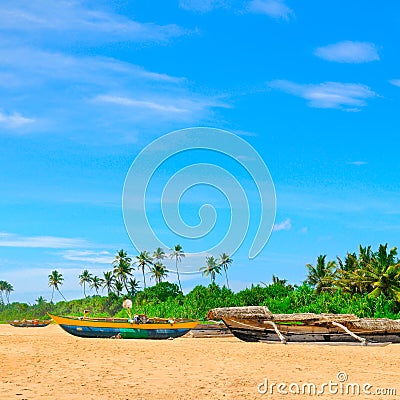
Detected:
[
  {"left": 4, "top": 282, "right": 13, "bottom": 304},
  {"left": 102, "top": 271, "right": 115, "bottom": 295},
  {"left": 272, "top": 275, "right": 288, "bottom": 286},
  {"left": 127, "top": 277, "right": 141, "bottom": 296},
  {"left": 219, "top": 252, "right": 232, "bottom": 289},
  {"left": 112, "top": 249, "right": 133, "bottom": 293},
  {"left": 78, "top": 269, "right": 92, "bottom": 297},
  {"left": 170, "top": 244, "right": 184, "bottom": 292},
  {"left": 89, "top": 275, "right": 103, "bottom": 295},
  {"left": 153, "top": 247, "right": 166, "bottom": 262},
  {"left": 306, "top": 255, "right": 337, "bottom": 294},
  {"left": 135, "top": 251, "right": 152, "bottom": 290},
  {"left": 349, "top": 244, "right": 400, "bottom": 300},
  {"left": 0, "top": 280, "right": 7, "bottom": 304},
  {"left": 150, "top": 262, "right": 168, "bottom": 284},
  {"left": 336, "top": 252, "right": 363, "bottom": 294},
  {"left": 200, "top": 256, "right": 222, "bottom": 284},
  {"left": 48, "top": 270, "right": 66, "bottom": 302},
  {"left": 114, "top": 280, "right": 124, "bottom": 297}
]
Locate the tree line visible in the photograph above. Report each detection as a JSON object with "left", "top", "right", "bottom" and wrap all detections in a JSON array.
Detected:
[
  {"left": 2, "top": 243, "right": 400, "bottom": 308},
  {"left": 47, "top": 245, "right": 234, "bottom": 301}
]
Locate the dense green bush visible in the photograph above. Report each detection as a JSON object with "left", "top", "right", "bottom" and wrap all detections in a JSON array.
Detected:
[{"left": 1, "top": 282, "right": 399, "bottom": 322}]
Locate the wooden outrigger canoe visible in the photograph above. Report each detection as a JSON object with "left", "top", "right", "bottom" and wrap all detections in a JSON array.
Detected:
[
  {"left": 9, "top": 319, "right": 52, "bottom": 328},
  {"left": 49, "top": 314, "right": 198, "bottom": 339},
  {"left": 208, "top": 307, "right": 400, "bottom": 345}
]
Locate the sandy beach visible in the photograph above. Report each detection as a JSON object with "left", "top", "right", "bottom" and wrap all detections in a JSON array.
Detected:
[{"left": 1, "top": 324, "right": 399, "bottom": 400}]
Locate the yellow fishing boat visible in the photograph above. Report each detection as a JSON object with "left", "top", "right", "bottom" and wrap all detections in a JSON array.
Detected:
[{"left": 49, "top": 313, "right": 198, "bottom": 339}]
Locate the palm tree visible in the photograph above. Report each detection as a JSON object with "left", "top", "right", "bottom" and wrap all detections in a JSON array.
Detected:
[
  {"left": 150, "top": 262, "right": 168, "bottom": 284},
  {"left": 306, "top": 255, "right": 336, "bottom": 294},
  {"left": 0, "top": 280, "right": 7, "bottom": 304},
  {"left": 153, "top": 247, "right": 166, "bottom": 262},
  {"left": 349, "top": 244, "right": 400, "bottom": 300},
  {"left": 102, "top": 271, "right": 115, "bottom": 295},
  {"left": 48, "top": 270, "right": 66, "bottom": 302},
  {"left": 219, "top": 253, "right": 232, "bottom": 289},
  {"left": 35, "top": 296, "right": 47, "bottom": 306},
  {"left": 135, "top": 251, "right": 153, "bottom": 290},
  {"left": 4, "top": 282, "right": 13, "bottom": 304},
  {"left": 127, "top": 277, "right": 141, "bottom": 296},
  {"left": 78, "top": 269, "right": 92, "bottom": 297},
  {"left": 200, "top": 256, "right": 222, "bottom": 284},
  {"left": 89, "top": 275, "right": 103, "bottom": 295},
  {"left": 112, "top": 249, "right": 133, "bottom": 293},
  {"left": 272, "top": 275, "right": 288, "bottom": 286},
  {"left": 170, "top": 244, "right": 185, "bottom": 292},
  {"left": 336, "top": 251, "right": 363, "bottom": 294},
  {"left": 114, "top": 280, "right": 124, "bottom": 297}
]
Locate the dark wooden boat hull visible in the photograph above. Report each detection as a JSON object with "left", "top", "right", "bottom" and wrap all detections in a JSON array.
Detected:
[
  {"left": 222, "top": 318, "right": 400, "bottom": 344},
  {"left": 229, "top": 326, "right": 400, "bottom": 344},
  {"left": 9, "top": 321, "right": 51, "bottom": 328}
]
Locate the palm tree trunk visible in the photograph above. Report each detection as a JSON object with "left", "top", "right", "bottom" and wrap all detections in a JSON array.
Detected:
[
  {"left": 57, "top": 289, "right": 67, "bottom": 301},
  {"left": 51, "top": 287, "right": 54, "bottom": 302},
  {"left": 142, "top": 267, "right": 147, "bottom": 289},
  {"left": 83, "top": 283, "right": 86, "bottom": 298},
  {"left": 224, "top": 267, "right": 230, "bottom": 289},
  {"left": 176, "top": 259, "right": 182, "bottom": 292}
]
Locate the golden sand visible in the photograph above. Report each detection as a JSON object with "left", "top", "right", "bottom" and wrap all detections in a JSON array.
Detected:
[{"left": 1, "top": 324, "right": 399, "bottom": 399}]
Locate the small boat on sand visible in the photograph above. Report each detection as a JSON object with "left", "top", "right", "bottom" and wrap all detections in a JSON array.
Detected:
[
  {"left": 208, "top": 306, "right": 400, "bottom": 345},
  {"left": 49, "top": 314, "right": 198, "bottom": 339},
  {"left": 9, "top": 319, "right": 52, "bottom": 328}
]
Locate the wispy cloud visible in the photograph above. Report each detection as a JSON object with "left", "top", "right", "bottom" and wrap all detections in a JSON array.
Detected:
[
  {"left": 269, "top": 80, "right": 377, "bottom": 110},
  {"left": 0, "top": 1, "right": 186, "bottom": 43},
  {"left": 273, "top": 218, "right": 291, "bottom": 231},
  {"left": 248, "top": 0, "right": 295, "bottom": 20},
  {"left": 179, "top": 0, "right": 227, "bottom": 13},
  {"left": 315, "top": 41, "right": 380, "bottom": 63},
  {"left": 390, "top": 79, "right": 400, "bottom": 87},
  {"left": 95, "top": 95, "right": 188, "bottom": 114},
  {"left": 0, "top": 44, "right": 228, "bottom": 140},
  {"left": 347, "top": 161, "right": 368, "bottom": 166},
  {"left": 61, "top": 250, "right": 114, "bottom": 264},
  {"left": 179, "top": 0, "right": 295, "bottom": 20},
  {"left": 0, "top": 110, "right": 34, "bottom": 128},
  {"left": 94, "top": 93, "right": 230, "bottom": 120},
  {"left": 0, "top": 232, "right": 89, "bottom": 248}
]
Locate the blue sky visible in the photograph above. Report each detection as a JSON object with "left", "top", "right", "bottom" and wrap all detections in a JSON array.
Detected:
[{"left": 1, "top": 0, "right": 400, "bottom": 302}]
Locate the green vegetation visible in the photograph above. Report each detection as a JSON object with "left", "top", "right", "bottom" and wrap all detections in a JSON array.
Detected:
[{"left": 1, "top": 243, "right": 400, "bottom": 322}]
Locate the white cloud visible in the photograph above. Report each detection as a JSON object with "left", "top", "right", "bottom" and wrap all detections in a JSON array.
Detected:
[
  {"left": 269, "top": 80, "right": 377, "bottom": 110},
  {"left": 95, "top": 95, "right": 188, "bottom": 114},
  {"left": 315, "top": 41, "right": 380, "bottom": 63},
  {"left": 179, "top": 0, "right": 227, "bottom": 12},
  {"left": 61, "top": 250, "right": 114, "bottom": 264},
  {"left": 389, "top": 79, "right": 400, "bottom": 87},
  {"left": 273, "top": 218, "right": 291, "bottom": 231},
  {"left": 0, "top": 232, "right": 88, "bottom": 248},
  {"left": 347, "top": 161, "right": 368, "bottom": 166},
  {"left": 93, "top": 93, "right": 230, "bottom": 121},
  {"left": 0, "top": 1, "right": 186, "bottom": 43},
  {"left": 0, "top": 44, "right": 229, "bottom": 139},
  {"left": 0, "top": 110, "right": 34, "bottom": 128},
  {"left": 248, "top": 0, "right": 295, "bottom": 20}
]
